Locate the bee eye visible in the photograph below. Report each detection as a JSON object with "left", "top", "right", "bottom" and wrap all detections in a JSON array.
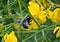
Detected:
[{"left": 23, "top": 20, "right": 28, "bottom": 28}]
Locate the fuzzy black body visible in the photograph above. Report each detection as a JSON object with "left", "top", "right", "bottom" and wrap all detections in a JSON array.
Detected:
[{"left": 23, "top": 16, "right": 31, "bottom": 29}]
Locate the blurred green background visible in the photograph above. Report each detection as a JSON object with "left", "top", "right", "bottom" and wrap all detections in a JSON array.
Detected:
[{"left": 0, "top": 0, "right": 60, "bottom": 42}]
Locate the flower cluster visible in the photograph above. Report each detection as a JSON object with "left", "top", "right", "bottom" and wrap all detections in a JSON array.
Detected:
[
  {"left": 28, "top": 1, "right": 60, "bottom": 38},
  {"left": 28, "top": 1, "right": 60, "bottom": 23},
  {"left": 28, "top": 2, "right": 47, "bottom": 24}
]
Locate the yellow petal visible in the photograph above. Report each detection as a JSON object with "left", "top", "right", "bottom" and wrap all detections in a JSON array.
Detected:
[
  {"left": 28, "top": 2, "right": 40, "bottom": 16},
  {"left": 4, "top": 33, "right": 8, "bottom": 40},
  {"left": 53, "top": 27, "right": 60, "bottom": 34},
  {"left": 52, "top": 8, "right": 60, "bottom": 23},
  {"left": 56, "top": 29, "right": 60, "bottom": 38},
  {"left": 39, "top": 11, "right": 46, "bottom": 23},
  {"left": 46, "top": 9, "right": 53, "bottom": 19},
  {"left": 30, "top": 20, "right": 38, "bottom": 30},
  {"left": 9, "top": 31, "right": 17, "bottom": 42}
]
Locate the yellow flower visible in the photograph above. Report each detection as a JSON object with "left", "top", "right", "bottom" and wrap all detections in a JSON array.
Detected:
[
  {"left": 28, "top": 1, "right": 40, "bottom": 17},
  {"left": 4, "top": 33, "right": 8, "bottom": 41},
  {"left": 53, "top": 27, "right": 60, "bottom": 38},
  {"left": 52, "top": 8, "right": 60, "bottom": 23},
  {"left": 46, "top": 9, "right": 53, "bottom": 19},
  {"left": 39, "top": 11, "right": 46, "bottom": 23},
  {"left": 46, "top": 8, "right": 60, "bottom": 23},
  {"left": 4, "top": 31, "right": 18, "bottom": 42},
  {"left": 28, "top": 2, "right": 47, "bottom": 24},
  {"left": 56, "top": 30, "right": 60, "bottom": 38},
  {"left": 30, "top": 20, "right": 38, "bottom": 30},
  {"left": 13, "top": 23, "right": 20, "bottom": 30},
  {"left": 53, "top": 27, "right": 60, "bottom": 33},
  {"left": 51, "top": 14, "right": 58, "bottom": 23}
]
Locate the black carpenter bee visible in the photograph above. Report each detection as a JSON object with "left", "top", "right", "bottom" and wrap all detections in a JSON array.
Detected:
[
  {"left": 23, "top": 16, "right": 31, "bottom": 29},
  {"left": 16, "top": 16, "right": 31, "bottom": 29}
]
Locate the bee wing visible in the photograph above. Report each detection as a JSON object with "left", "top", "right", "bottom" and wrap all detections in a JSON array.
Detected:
[
  {"left": 16, "top": 20, "right": 21, "bottom": 23},
  {"left": 24, "top": 20, "right": 28, "bottom": 26}
]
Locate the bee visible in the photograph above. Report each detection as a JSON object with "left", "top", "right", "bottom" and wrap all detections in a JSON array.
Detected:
[
  {"left": 53, "top": 27, "right": 60, "bottom": 38},
  {"left": 23, "top": 16, "right": 31, "bottom": 29},
  {"left": 16, "top": 16, "right": 31, "bottom": 29}
]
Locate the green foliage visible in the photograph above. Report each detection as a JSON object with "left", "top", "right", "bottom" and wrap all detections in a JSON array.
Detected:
[{"left": 0, "top": 0, "right": 60, "bottom": 42}]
